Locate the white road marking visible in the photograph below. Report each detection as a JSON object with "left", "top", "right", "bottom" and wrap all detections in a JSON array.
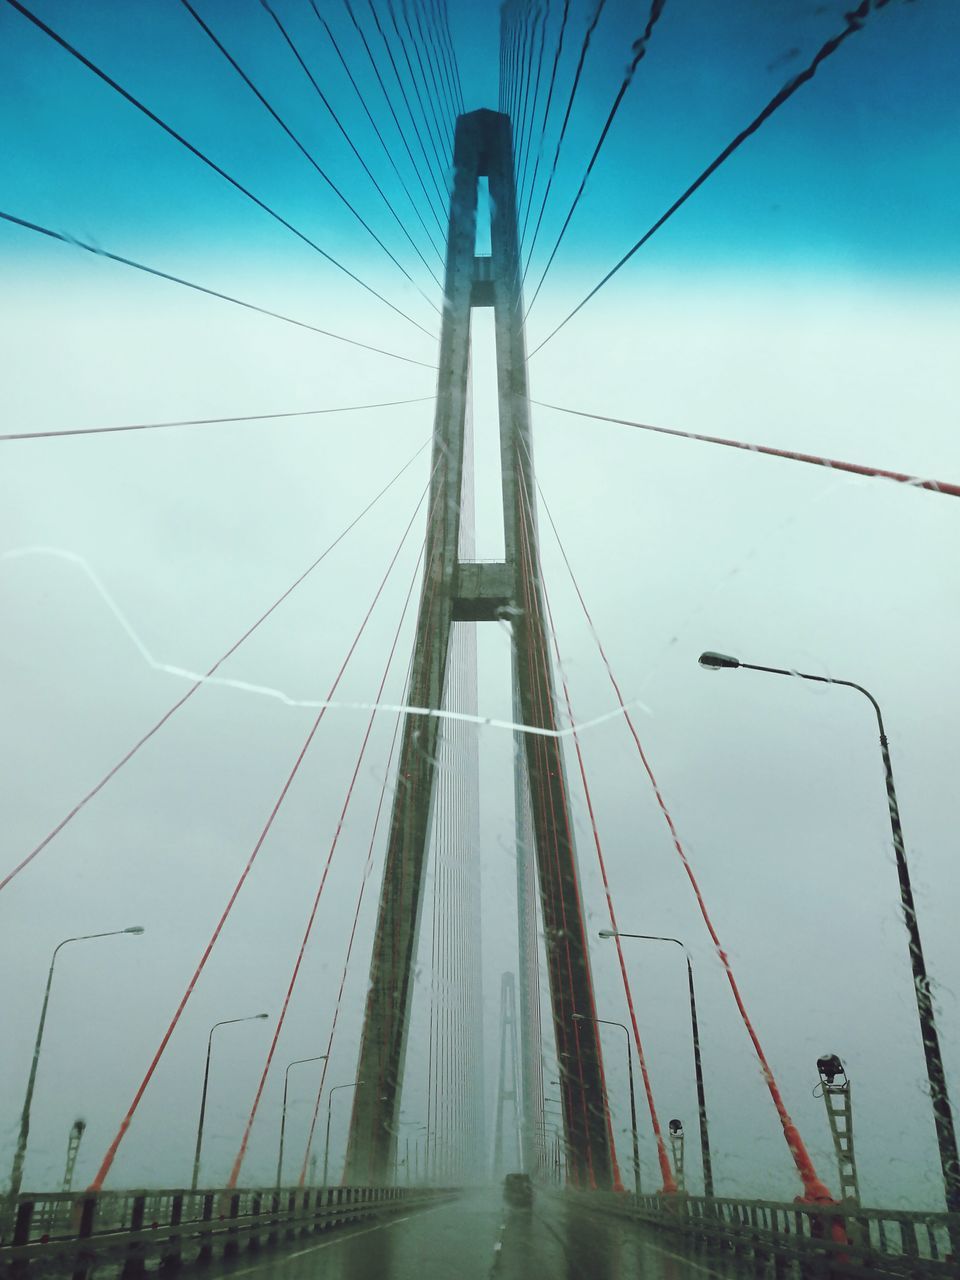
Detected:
[{"left": 225, "top": 1203, "right": 448, "bottom": 1277}]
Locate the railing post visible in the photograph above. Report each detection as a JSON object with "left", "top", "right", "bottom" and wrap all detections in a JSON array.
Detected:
[
  {"left": 70, "top": 1195, "right": 96, "bottom": 1280},
  {"left": 120, "top": 1194, "right": 146, "bottom": 1280},
  {"left": 159, "top": 1193, "right": 183, "bottom": 1271},
  {"left": 267, "top": 1192, "right": 279, "bottom": 1248},
  {"left": 196, "top": 1193, "right": 214, "bottom": 1266},
  {"left": 248, "top": 1193, "right": 262, "bottom": 1252},
  {"left": 10, "top": 1198, "right": 34, "bottom": 1280},
  {"left": 222, "top": 1193, "right": 240, "bottom": 1259}
]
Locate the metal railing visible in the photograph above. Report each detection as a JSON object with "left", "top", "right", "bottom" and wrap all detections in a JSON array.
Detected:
[
  {"left": 1, "top": 1184, "right": 456, "bottom": 1277},
  {"left": 576, "top": 1189, "right": 958, "bottom": 1276}
]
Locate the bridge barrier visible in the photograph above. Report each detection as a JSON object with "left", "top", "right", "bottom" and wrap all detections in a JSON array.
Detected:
[
  {"left": 0, "top": 1184, "right": 456, "bottom": 1278},
  {"left": 570, "top": 1189, "right": 958, "bottom": 1276}
]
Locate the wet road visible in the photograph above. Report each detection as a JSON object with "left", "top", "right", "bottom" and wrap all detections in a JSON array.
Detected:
[{"left": 214, "top": 1188, "right": 746, "bottom": 1280}]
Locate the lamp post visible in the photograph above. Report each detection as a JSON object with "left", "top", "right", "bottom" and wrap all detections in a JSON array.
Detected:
[
  {"left": 574, "top": 1014, "right": 641, "bottom": 1199},
  {"left": 600, "top": 930, "right": 713, "bottom": 1197},
  {"left": 277, "top": 1056, "right": 327, "bottom": 1189},
  {"left": 8, "top": 927, "right": 145, "bottom": 1214},
  {"left": 192, "top": 1013, "right": 269, "bottom": 1191},
  {"left": 323, "top": 1082, "right": 362, "bottom": 1188},
  {"left": 396, "top": 1122, "right": 427, "bottom": 1186},
  {"left": 699, "top": 650, "right": 960, "bottom": 1214}
]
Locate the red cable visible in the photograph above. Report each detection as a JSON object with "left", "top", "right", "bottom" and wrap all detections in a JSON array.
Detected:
[
  {"left": 227, "top": 527, "right": 429, "bottom": 1187},
  {"left": 299, "top": 504, "right": 441, "bottom": 1184},
  {"left": 532, "top": 400, "right": 960, "bottom": 500},
  {"left": 515, "top": 476, "right": 608, "bottom": 1190},
  {"left": 368, "top": 486, "right": 444, "bottom": 1159},
  {"left": 525, "top": 481, "right": 677, "bottom": 1194},
  {"left": 296, "top": 606, "right": 420, "bottom": 1186},
  {"left": 1, "top": 442, "right": 429, "bottom": 896},
  {"left": 88, "top": 477, "right": 433, "bottom": 1191},
  {"left": 514, "top": 493, "right": 584, "bottom": 1171},
  {"left": 0, "top": 397, "right": 434, "bottom": 442},
  {"left": 536, "top": 472, "right": 834, "bottom": 1203}
]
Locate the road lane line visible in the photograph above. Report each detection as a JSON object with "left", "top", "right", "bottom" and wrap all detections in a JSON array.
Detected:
[{"left": 225, "top": 1202, "right": 448, "bottom": 1277}]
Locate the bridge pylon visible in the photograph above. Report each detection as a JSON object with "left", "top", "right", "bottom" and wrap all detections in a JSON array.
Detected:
[{"left": 345, "top": 109, "right": 618, "bottom": 1190}]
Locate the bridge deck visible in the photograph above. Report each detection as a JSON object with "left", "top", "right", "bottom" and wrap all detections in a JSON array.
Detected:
[{"left": 183, "top": 1190, "right": 745, "bottom": 1280}]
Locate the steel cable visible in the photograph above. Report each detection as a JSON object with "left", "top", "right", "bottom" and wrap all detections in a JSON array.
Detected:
[
  {"left": 519, "top": 0, "right": 571, "bottom": 249},
  {"left": 524, "top": 0, "right": 666, "bottom": 319},
  {"left": 4, "top": 0, "right": 433, "bottom": 339},
  {"left": 0, "top": 439, "right": 430, "bottom": 895},
  {"left": 312, "top": 3, "right": 445, "bottom": 268},
  {"left": 529, "top": 0, "right": 891, "bottom": 357},
  {"left": 0, "top": 211, "right": 435, "bottom": 369},
  {"left": 342, "top": 0, "right": 448, "bottom": 236},
  {"left": 1, "top": 396, "right": 434, "bottom": 444},
  {"left": 257, "top": 0, "right": 444, "bottom": 299},
  {"left": 180, "top": 0, "right": 440, "bottom": 318},
  {"left": 89, "top": 474, "right": 435, "bottom": 1190},
  {"left": 521, "top": 0, "right": 608, "bottom": 288}
]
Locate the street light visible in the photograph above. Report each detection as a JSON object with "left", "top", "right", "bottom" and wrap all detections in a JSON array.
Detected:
[
  {"left": 191, "top": 1013, "right": 269, "bottom": 1191},
  {"left": 599, "top": 930, "right": 713, "bottom": 1197},
  {"left": 698, "top": 649, "right": 960, "bottom": 1214},
  {"left": 574, "top": 1013, "right": 641, "bottom": 1199},
  {"left": 323, "top": 1081, "right": 362, "bottom": 1188},
  {"left": 8, "top": 927, "right": 145, "bottom": 1213},
  {"left": 277, "top": 1056, "right": 327, "bottom": 1189}
]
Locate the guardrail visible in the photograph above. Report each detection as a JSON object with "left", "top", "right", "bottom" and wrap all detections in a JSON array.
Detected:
[
  {"left": 0, "top": 1184, "right": 456, "bottom": 1278},
  {"left": 576, "top": 1189, "right": 958, "bottom": 1277}
]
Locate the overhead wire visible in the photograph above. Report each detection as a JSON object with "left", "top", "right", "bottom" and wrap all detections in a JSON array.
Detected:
[
  {"left": 1, "top": 397, "right": 435, "bottom": 444},
  {"left": 521, "top": 0, "right": 609, "bottom": 287},
  {"left": 499, "top": 2, "right": 518, "bottom": 123},
  {"left": 0, "top": 439, "right": 430, "bottom": 896},
  {"left": 508, "top": 2, "right": 531, "bottom": 139},
  {"left": 227, "top": 497, "right": 433, "bottom": 1188},
  {"left": 362, "top": 0, "right": 449, "bottom": 216},
  {"left": 404, "top": 0, "right": 456, "bottom": 148},
  {"left": 529, "top": 0, "right": 892, "bottom": 356},
  {"left": 89, "top": 473, "right": 433, "bottom": 1191},
  {"left": 511, "top": 1, "right": 538, "bottom": 176},
  {"left": 312, "top": 2, "right": 445, "bottom": 270},
  {"left": 341, "top": 0, "right": 448, "bottom": 237},
  {"left": 4, "top": 0, "right": 433, "bottom": 340},
  {"left": 519, "top": 0, "right": 571, "bottom": 249},
  {"left": 391, "top": 0, "right": 453, "bottom": 167},
  {"left": 532, "top": 401, "right": 960, "bottom": 498},
  {"left": 498, "top": 3, "right": 509, "bottom": 112},
  {"left": 415, "top": 0, "right": 459, "bottom": 128},
  {"left": 0, "top": 211, "right": 434, "bottom": 369},
  {"left": 516, "top": 451, "right": 676, "bottom": 1193},
  {"left": 514, "top": 0, "right": 550, "bottom": 232},
  {"left": 524, "top": 0, "right": 666, "bottom": 319},
  {"left": 513, "top": 453, "right": 601, "bottom": 1189},
  {"left": 179, "top": 0, "right": 440, "bottom": 318},
  {"left": 514, "top": 1, "right": 546, "bottom": 190},
  {"left": 296, "top": 615, "right": 418, "bottom": 1185},
  {"left": 532, "top": 461, "right": 835, "bottom": 1202},
  {"left": 297, "top": 484, "right": 447, "bottom": 1185},
  {"left": 435, "top": 0, "right": 466, "bottom": 114},
  {"left": 255, "top": 0, "right": 444, "bottom": 302}
]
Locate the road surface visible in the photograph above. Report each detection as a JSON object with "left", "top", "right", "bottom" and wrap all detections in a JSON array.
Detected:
[{"left": 212, "top": 1187, "right": 744, "bottom": 1280}]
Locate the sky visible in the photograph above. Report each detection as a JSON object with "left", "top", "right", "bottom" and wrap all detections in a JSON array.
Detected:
[{"left": 1, "top": 0, "right": 959, "bottom": 1213}]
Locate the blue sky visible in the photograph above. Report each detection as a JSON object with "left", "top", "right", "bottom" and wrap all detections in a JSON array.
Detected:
[{"left": 3, "top": 0, "right": 959, "bottom": 292}]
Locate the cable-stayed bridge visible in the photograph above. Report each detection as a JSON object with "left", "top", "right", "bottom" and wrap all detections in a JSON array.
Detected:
[{"left": 1, "top": 1, "right": 958, "bottom": 1276}]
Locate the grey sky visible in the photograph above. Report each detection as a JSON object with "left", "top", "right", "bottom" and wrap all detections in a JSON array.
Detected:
[{"left": 2, "top": 0, "right": 959, "bottom": 1212}]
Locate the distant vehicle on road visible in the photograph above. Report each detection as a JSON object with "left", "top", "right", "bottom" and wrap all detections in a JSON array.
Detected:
[{"left": 503, "top": 1172, "right": 533, "bottom": 1208}]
